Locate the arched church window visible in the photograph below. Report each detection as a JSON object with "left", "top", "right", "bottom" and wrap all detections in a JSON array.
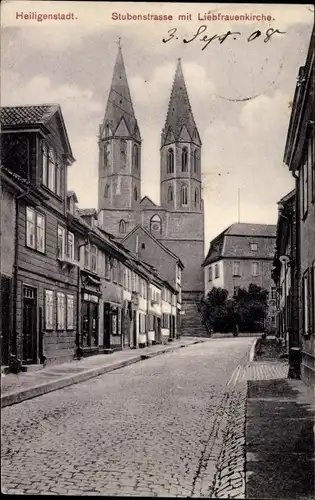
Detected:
[
  {"left": 182, "top": 147, "right": 188, "bottom": 172},
  {"left": 193, "top": 149, "right": 199, "bottom": 174},
  {"left": 167, "top": 148, "right": 174, "bottom": 174},
  {"left": 104, "top": 184, "right": 110, "bottom": 198},
  {"left": 134, "top": 186, "right": 138, "bottom": 201},
  {"left": 120, "top": 139, "right": 127, "bottom": 168},
  {"left": 119, "top": 220, "right": 126, "bottom": 233},
  {"left": 132, "top": 144, "right": 139, "bottom": 170},
  {"left": 105, "top": 123, "right": 110, "bottom": 137},
  {"left": 167, "top": 186, "right": 173, "bottom": 203},
  {"left": 150, "top": 214, "right": 162, "bottom": 235},
  {"left": 194, "top": 187, "right": 199, "bottom": 208},
  {"left": 181, "top": 185, "right": 188, "bottom": 206},
  {"left": 104, "top": 142, "right": 111, "bottom": 168}
]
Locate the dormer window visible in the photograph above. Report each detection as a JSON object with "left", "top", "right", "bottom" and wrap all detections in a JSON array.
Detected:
[
  {"left": 42, "top": 142, "right": 61, "bottom": 196},
  {"left": 250, "top": 243, "right": 258, "bottom": 252}
]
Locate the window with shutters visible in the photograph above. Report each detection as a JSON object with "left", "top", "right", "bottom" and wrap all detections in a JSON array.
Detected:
[
  {"left": 67, "top": 295, "right": 74, "bottom": 330},
  {"left": 57, "top": 292, "right": 66, "bottom": 330},
  {"left": 44, "top": 290, "right": 54, "bottom": 330}
]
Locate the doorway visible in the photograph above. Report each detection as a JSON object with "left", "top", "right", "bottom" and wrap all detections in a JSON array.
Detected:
[
  {"left": 82, "top": 300, "right": 99, "bottom": 348},
  {"left": 103, "top": 302, "right": 111, "bottom": 349},
  {"left": 22, "top": 286, "right": 37, "bottom": 364},
  {"left": 132, "top": 311, "right": 137, "bottom": 348}
]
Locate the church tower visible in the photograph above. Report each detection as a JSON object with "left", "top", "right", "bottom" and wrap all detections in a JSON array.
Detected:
[
  {"left": 160, "top": 59, "right": 205, "bottom": 303},
  {"left": 98, "top": 45, "right": 141, "bottom": 237}
]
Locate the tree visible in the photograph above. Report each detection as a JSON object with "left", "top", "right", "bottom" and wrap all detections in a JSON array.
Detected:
[{"left": 199, "top": 284, "right": 269, "bottom": 334}]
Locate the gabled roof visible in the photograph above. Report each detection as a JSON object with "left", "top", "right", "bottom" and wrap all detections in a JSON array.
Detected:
[
  {"left": 101, "top": 47, "right": 140, "bottom": 140},
  {"left": 278, "top": 189, "right": 295, "bottom": 205},
  {"left": 140, "top": 195, "right": 157, "bottom": 207},
  {"left": 67, "top": 191, "right": 78, "bottom": 203},
  {"left": 121, "top": 224, "right": 184, "bottom": 268},
  {"left": 161, "top": 59, "right": 199, "bottom": 146},
  {"left": 0, "top": 104, "right": 75, "bottom": 163}
]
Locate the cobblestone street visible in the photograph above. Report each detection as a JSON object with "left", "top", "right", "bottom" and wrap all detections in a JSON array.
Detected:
[{"left": 1, "top": 338, "right": 253, "bottom": 496}]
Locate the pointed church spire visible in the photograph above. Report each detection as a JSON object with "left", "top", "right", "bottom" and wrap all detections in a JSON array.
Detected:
[
  {"left": 102, "top": 44, "right": 140, "bottom": 139},
  {"left": 161, "top": 58, "right": 198, "bottom": 146}
]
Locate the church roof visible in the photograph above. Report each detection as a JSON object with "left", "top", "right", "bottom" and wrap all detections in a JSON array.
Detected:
[
  {"left": 161, "top": 59, "right": 199, "bottom": 146},
  {"left": 140, "top": 196, "right": 157, "bottom": 207},
  {"left": 101, "top": 47, "right": 140, "bottom": 140}
]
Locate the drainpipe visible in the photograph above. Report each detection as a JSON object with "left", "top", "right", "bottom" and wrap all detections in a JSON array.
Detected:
[
  {"left": 76, "top": 236, "right": 89, "bottom": 358},
  {"left": 288, "top": 170, "right": 301, "bottom": 379}
]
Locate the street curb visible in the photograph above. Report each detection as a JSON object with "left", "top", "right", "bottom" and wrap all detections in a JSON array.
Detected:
[
  {"left": 249, "top": 338, "right": 258, "bottom": 363},
  {"left": 1, "top": 340, "right": 204, "bottom": 409}
]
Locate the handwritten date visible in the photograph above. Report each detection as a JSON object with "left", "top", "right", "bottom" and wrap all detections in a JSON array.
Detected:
[{"left": 162, "top": 26, "right": 286, "bottom": 50}]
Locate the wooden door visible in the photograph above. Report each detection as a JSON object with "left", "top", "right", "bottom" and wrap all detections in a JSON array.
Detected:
[
  {"left": 22, "top": 286, "right": 37, "bottom": 364},
  {"left": 103, "top": 303, "right": 111, "bottom": 348}
]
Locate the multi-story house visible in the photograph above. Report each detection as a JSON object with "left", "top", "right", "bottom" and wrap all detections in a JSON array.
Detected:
[
  {"left": 121, "top": 223, "right": 184, "bottom": 333},
  {"left": 280, "top": 27, "right": 315, "bottom": 386},
  {"left": 0, "top": 105, "right": 78, "bottom": 366},
  {"left": 272, "top": 190, "right": 295, "bottom": 350},
  {"left": 203, "top": 222, "right": 277, "bottom": 332}
]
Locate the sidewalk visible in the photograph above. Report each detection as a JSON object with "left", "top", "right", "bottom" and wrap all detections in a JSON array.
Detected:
[
  {"left": 245, "top": 360, "right": 315, "bottom": 500},
  {"left": 1, "top": 337, "right": 206, "bottom": 409}
]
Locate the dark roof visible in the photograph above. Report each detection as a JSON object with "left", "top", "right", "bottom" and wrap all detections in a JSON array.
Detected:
[
  {"left": 225, "top": 223, "right": 277, "bottom": 237},
  {"left": 101, "top": 47, "right": 140, "bottom": 140},
  {"left": 0, "top": 104, "right": 59, "bottom": 126},
  {"left": 0, "top": 165, "right": 31, "bottom": 186},
  {"left": 203, "top": 222, "right": 277, "bottom": 266},
  {"left": 161, "top": 59, "right": 199, "bottom": 146},
  {"left": 1, "top": 104, "right": 75, "bottom": 163}
]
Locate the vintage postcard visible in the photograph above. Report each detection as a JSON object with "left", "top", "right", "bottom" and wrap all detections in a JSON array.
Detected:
[{"left": 1, "top": 1, "right": 314, "bottom": 498}]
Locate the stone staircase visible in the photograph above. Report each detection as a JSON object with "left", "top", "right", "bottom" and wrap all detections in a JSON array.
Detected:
[{"left": 180, "top": 302, "right": 210, "bottom": 337}]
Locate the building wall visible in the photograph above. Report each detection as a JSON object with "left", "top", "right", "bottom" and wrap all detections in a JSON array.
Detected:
[
  {"left": 164, "top": 239, "right": 204, "bottom": 299},
  {"left": 223, "top": 258, "right": 274, "bottom": 296},
  {"left": 123, "top": 229, "right": 177, "bottom": 289},
  {"left": 1, "top": 186, "right": 15, "bottom": 277},
  {"left": 204, "top": 260, "right": 225, "bottom": 295},
  {"left": 299, "top": 149, "right": 315, "bottom": 386}
]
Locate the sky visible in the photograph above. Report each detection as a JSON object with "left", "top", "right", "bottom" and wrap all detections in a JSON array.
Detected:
[{"left": 1, "top": 1, "right": 314, "bottom": 250}]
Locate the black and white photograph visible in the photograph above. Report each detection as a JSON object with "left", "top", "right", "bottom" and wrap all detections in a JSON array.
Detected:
[{"left": 0, "top": 1, "right": 314, "bottom": 498}]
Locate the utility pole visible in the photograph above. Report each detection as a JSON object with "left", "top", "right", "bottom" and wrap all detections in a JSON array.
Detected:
[{"left": 237, "top": 188, "right": 241, "bottom": 223}]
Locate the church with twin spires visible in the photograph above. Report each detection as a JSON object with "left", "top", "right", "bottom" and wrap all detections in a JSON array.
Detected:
[{"left": 98, "top": 45, "right": 205, "bottom": 306}]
